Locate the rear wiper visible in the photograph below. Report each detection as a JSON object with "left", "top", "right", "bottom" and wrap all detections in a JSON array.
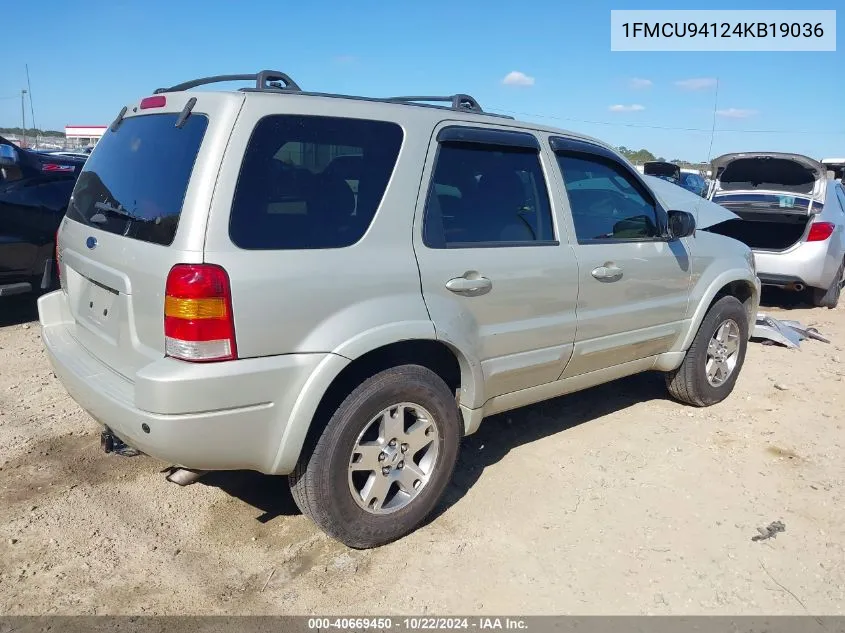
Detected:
[{"left": 175, "top": 97, "right": 197, "bottom": 129}]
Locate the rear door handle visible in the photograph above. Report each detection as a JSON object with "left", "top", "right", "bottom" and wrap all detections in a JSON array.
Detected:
[
  {"left": 446, "top": 276, "right": 492, "bottom": 296},
  {"left": 591, "top": 264, "right": 623, "bottom": 281}
]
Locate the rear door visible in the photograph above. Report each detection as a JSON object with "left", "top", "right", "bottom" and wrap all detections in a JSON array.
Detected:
[
  {"left": 413, "top": 124, "right": 579, "bottom": 402},
  {"left": 549, "top": 137, "right": 691, "bottom": 377},
  {"left": 57, "top": 92, "right": 243, "bottom": 379}
]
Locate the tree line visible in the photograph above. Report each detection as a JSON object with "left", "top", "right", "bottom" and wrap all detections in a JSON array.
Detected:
[
  {"left": 616, "top": 146, "right": 709, "bottom": 170},
  {"left": 0, "top": 126, "right": 65, "bottom": 137}
]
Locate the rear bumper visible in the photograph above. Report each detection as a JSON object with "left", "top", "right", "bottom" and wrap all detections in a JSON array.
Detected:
[
  {"left": 756, "top": 273, "right": 807, "bottom": 288},
  {"left": 753, "top": 241, "right": 840, "bottom": 290},
  {"left": 38, "top": 289, "right": 329, "bottom": 473}
]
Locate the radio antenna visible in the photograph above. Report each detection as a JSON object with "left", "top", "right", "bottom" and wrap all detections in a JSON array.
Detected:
[
  {"left": 706, "top": 77, "right": 719, "bottom": 163},
  {"left": 25, "top": 64, "right": 37, "bottom": 147}
]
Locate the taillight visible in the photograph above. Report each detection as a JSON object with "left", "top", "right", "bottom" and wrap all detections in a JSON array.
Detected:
[
  {"left": 140, "top": 95, "right": 167, "bottom": 110},
  {"left": 807, "top": 222, "right": 835, "bottom": 242},
  {"left": 164, "top": 264, "right": 237, "bottom": 362}
]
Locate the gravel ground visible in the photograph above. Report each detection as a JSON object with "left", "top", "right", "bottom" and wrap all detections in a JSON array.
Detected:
[{"left": 0, "top": 292, "right": 843, "bottom": 615}]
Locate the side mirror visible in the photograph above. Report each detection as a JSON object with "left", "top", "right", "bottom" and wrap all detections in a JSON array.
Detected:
[
  {"left": 667, "top": 209, "right": 696, "bottom": 240},
  {"left": 0, "top": 144, "right": 19, "bottom": 167}
]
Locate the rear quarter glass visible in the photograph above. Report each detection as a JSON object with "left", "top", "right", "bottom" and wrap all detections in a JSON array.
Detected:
[
  {"left": 228, "top": 115, "right": 403, "bottom": 250},
  {"left": 65, "top": 113, "right": 209, "bottom": 246}
]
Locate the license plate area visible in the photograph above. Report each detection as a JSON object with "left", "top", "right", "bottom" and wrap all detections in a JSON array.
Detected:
[{"left": 78, "top": 278, "right": 122, "bottom": 343}]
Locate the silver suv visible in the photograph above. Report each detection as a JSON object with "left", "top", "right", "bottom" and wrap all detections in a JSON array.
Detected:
[{"left": 39, "top": 70, "right": 759, "bottom": 548}]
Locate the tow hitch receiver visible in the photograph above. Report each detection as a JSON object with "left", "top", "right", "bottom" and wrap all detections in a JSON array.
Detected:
[{"left": 100, "top": 429, "right": 140, "bottom": 457}]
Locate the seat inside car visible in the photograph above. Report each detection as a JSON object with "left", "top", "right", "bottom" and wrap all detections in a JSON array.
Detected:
[{"left": 471, "top": 163, "right": 534, "bottom": 242}]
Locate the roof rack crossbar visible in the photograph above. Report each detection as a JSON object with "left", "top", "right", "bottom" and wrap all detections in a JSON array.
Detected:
[
  {"left": 154, "top": 70, "right": 301, "bottom": 94},
  {"left": 386, "top": 94, "right": 484, "bottom": 113}
]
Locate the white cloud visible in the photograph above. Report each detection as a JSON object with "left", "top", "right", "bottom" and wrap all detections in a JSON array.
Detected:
[
  {"left": 716, "top": 108, "right": 758, "bottom": 119},
  {"left": 502, "top": 71, "right": 535, "bottom": 87},
  {"left": 674, "top": 77, "right": 717, "bottom": 91},
  {"left": 628, "top": 77, "right": 653, "bottom": 89},
  {"left": 608, "top": 104, "right": 645, "bottom": 112}
]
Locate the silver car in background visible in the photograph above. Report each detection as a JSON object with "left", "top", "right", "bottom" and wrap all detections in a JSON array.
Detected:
[{"left": 707, "top": 152, "right": 845, "bottom": 308}]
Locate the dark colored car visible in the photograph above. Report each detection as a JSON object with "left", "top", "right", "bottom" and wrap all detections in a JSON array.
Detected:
[
  {"left": 643, "top": 161, "right": 681, "bottom": 184},
  {"left": 0, "top": 136, "right": 85, "bottom": 296},
  {"left": 643, "top": 161, "right": 707, "bottom": 198}
]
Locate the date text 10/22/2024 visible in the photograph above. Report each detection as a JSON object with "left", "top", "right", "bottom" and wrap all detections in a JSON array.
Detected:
[{"left": 307, "top": 618, "right": 529, "bottom": 631}]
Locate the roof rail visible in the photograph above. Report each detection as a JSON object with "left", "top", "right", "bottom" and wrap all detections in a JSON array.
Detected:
[
  {"left": 154, "top": 70, "right": 301, "bottom": 94},
  {"left": 386, "top": 94, "right": 485, "bottom": 113}
]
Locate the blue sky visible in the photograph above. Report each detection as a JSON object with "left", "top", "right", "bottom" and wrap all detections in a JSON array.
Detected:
[{"left": 1, "top": 0, "right": 842, "bottom": 161}]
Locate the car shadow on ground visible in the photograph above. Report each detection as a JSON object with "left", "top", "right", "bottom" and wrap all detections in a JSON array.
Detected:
[
  {"left": 431, "top": 370, "right": 668, "bottom": 523},
  {"left": 199, "top": 470, "right": 300, "bottom": 523},
  {"left": 0, "top": 295, "right": 39, "bottom": 328},
  {"left": 200, "top": 371, "right": 669, "bottom": 526}
]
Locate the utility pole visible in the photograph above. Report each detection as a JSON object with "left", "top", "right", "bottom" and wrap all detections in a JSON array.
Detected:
[{"left": 20, "top": 89, "right": 28, "bottom": 148}]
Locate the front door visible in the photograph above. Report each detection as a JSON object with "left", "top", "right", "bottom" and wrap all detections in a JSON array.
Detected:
[
  {"left": 413, "top": 124, "right": 579, "bottom": 406},
  {"left": 549, "top": 138, "right": 692, "bottom": 378}
]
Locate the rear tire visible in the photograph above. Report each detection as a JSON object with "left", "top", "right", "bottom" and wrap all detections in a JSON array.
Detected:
[
  {"left": 665, "top": 295, "right": 749, "bottom": 407},
  {"left": 289, "top": 364, "right": 462, "bottom": 549},
  {"left": 811, "top": 261, "right": 843, "bottom": 309}
]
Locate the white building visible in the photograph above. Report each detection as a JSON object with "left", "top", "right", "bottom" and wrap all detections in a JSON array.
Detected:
[{"left": 64, "top": 125, "right": 107, "bottom": 149}]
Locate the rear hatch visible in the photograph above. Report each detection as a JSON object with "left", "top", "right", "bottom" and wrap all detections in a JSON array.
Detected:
[
  {"left": 57, "top": 92, "right": 243, "bottom": 379},
  {"left": 710, "top": 152, "right": 826, "bottom": 212},
  {"left": 707, "top": 153, "right": 827, "bottom": 251}
]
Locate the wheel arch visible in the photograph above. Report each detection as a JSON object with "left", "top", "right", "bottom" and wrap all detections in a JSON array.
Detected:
[
  {"left": 270, "top": 334, "right": 481, "bottom": 474},
  {"left": 676, "top": 271, "right": 759, "bottom": 353}
]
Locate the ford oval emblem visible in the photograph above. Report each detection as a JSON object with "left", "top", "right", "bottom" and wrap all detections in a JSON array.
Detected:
[{"left": 86, "top": 236, "right": 98, "bottom": 249}]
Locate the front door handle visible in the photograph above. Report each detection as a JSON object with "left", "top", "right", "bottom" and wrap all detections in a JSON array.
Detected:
[
  {"left": 591, "top": 264, "right": 623, "bottom": 281},
  {"left": 446, "top": 275, "right": 492, "bottom": 296}
]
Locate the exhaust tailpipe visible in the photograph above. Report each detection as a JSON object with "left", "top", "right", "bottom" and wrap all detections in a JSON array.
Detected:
[
  {"left": 792, "top": 283, "right": 805, "bottom": 292},
  {"left": 166, "top": 468, "right": 208, "bottom": 486}
]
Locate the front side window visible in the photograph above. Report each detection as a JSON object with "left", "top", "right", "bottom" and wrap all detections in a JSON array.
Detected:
[
  {"left": 229, "top": 115, "right": 403, "bottom": 250},
  {"left": 557, "top": 153, "right": 661, "bottom": 242},
  {"left": 423, "top": 141, "right": 554, "bottom": 247}
]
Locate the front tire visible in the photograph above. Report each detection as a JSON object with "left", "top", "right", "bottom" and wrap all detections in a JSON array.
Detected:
[
  {"left": 665, "top": 295, "right": 749, "bottom": 407},
  {"left": 289, "top": 365, "right": 462, "bottom": 549}
]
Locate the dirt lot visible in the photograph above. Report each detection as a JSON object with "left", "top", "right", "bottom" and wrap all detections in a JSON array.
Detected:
[{"left": 0, "top": 292, "right": 843, "bottom": 615}]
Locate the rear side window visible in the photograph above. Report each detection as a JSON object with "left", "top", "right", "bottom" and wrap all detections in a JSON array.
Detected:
[
  {"left": 66, "top": 114, "right": 208, "bottom": 246},
  {"left": 423, "top": 142, "right": 555, "bottom": 247},
  {"left": 229, "top": 115, "right": 403, "bottom": 250}
]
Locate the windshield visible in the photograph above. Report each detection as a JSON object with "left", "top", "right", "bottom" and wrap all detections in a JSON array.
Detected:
[{"left": 65, "top": 113, "right": 208, "bottom": 246}]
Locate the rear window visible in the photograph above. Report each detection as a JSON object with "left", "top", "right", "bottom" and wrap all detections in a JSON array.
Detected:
[
  {"left": 66, "top": 113, "right": 208, "bottom": 246},
  {"left": 229, "top": 115, "right": 403, "bottom": 250}
]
